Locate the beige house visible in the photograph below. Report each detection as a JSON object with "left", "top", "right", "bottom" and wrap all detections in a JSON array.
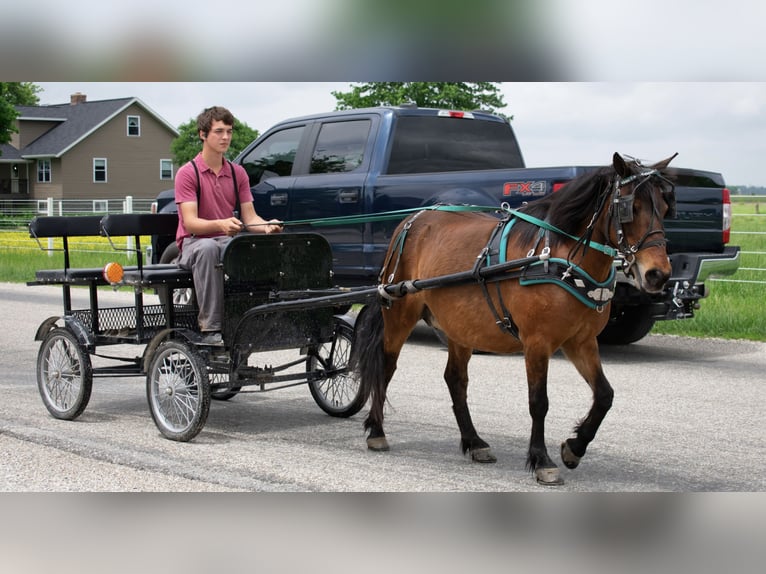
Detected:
[{"left": 0, "top": 92, "right": 179, "bottom": 206}]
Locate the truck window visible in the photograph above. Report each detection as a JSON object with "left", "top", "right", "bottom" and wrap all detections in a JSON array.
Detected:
[
  {"left": 310, "top": 120, "right": 371, "bottom": 174},
  {"left": 239, "top": 125, "right": 305, "bottom": 185},
  {"left": 387, "top": 116, "right": 524, "bottom": 174}
]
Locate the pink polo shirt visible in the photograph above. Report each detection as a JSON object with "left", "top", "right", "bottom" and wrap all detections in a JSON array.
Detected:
[{"left": 174, "top": 154, "right": 253, "bottom": 250}]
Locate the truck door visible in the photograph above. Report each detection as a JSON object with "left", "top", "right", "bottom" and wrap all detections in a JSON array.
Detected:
[
  {"left": 237, "top": 124, "right": 308, "bottom": 222},
  {"left": 287, "top": 117, "right": 376, "bottom": 279}
]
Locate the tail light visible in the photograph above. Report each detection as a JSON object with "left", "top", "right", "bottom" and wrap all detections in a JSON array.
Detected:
[
  {"left": 722, "top": 187, "right": 731, "bottom": 244},
  {"left": 552, "top": 181, "right": 569, "bottom": 193}
]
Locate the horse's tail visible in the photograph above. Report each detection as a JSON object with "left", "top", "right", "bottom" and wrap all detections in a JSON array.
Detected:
[{"left": 349, "top": 299, "right": 387, "bottom": 432}]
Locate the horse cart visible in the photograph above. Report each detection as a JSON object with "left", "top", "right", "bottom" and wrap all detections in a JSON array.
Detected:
[{"left": 28, "top": 213, "right": 372, "bottom": 442}]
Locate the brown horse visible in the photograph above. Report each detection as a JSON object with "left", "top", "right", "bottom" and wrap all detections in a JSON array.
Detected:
[{"left": 351, "top": 153, "right": 677, "bottom": 485}]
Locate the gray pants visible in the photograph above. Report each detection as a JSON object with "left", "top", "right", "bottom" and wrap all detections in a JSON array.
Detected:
[{"left": 177, "top": 236, "right": 232, "bottom": 332}]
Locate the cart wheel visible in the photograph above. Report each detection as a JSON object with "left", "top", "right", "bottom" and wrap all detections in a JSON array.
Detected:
[
  {"left": 146, "top": 340, "right": 210, "bottom": 441},
  {"left": 307, "top": 319, "right": 366, "bottom": 417},
  {"left": 210, "top": 371, "right": 242, "bottom": 401},
  {"left": 36, "top": 327, "right": 93, "bottom": 420}
]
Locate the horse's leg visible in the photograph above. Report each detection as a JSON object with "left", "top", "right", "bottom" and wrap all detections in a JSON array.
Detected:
[
  {"left": 365, "top": 347, "right": 398, "bottom": 452},
  {"left": 524, "top": 347, "right": 564, "bottom": 485},
  {"left": 361, "top": 299, "right": 422, "bottom": 452},
  {"left": 444, "top": 341, "right": 497, "bottom": 463},
  {"left": 560, "top": 337, "right": 614, "bottom": 470}
]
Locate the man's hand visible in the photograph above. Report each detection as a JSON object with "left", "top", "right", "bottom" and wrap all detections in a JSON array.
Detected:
[
  {"left": 219, "top": 216, "right": 244, "bottom": 236},
  {"left": 262, "top": 219, "right": 283, "bottom": 234}
]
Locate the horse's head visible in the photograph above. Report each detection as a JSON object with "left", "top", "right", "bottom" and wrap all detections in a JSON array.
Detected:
[{"left": 608, "top": 152, "right": 677, "bottom": 293}]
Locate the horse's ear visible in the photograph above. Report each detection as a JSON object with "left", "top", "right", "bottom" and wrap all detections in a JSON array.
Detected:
[
  {"left": 613, "top": 153, "right": 631, "bottom": 177},
  {"left": 650, "top": 152, "right": 679, "bottom": 171}
]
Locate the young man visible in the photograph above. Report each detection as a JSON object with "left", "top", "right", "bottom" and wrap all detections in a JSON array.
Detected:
[{"left": 175, "top": 106, "right": 282, "bottom": 344}]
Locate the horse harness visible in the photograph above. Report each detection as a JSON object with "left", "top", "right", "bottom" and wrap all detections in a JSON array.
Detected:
[{"left": 379, "top": 168, "right": 673, "bottom": 339}]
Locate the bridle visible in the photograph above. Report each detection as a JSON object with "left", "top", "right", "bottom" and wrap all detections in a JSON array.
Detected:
[
  {"left": 606, "top": 169, "right": 674, "bottom": 273},
  {"left": 568, "top": 165, "right": 675, "bottom": 279}
]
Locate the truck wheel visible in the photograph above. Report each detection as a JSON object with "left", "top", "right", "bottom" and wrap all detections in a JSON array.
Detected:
[
  {"left": 598, "top": 304, "right": 656, "bottom": 345},
  {"left": 146, "top": 340, "right": 210, "bottom": 441},
  {"left": 158, "top": 243, "right": 195, "bottom": 307},
  {"left": 36, "top": 327, "right": 93, "bottom": 420}
]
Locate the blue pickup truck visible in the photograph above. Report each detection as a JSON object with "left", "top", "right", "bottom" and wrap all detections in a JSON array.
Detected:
[{"left": 152, "top": 105, "right": 740, "bottom": 344}]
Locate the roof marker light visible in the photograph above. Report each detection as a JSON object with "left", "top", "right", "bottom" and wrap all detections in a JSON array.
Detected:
[{"left": 437, "top": 110, "right": 474, "bottom": 119}]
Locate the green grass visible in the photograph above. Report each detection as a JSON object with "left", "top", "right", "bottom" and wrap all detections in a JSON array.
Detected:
[
  {"left": 0, "top": 233, "right": 151, "bottom": 283},
  {"left": 652, "top": 200, "right": 765, "bottom": 341}
]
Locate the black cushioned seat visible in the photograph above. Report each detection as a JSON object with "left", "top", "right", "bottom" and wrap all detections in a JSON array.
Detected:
[{"left": 121, "top": 264, "right": 193, "bottom": 287}]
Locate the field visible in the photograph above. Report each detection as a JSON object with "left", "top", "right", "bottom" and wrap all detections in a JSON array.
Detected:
[
  {"left": 0, "top": 234, "right": 151, "bottom": 283},
  {"left": 652, "top": 197, "right": 765, "bottom": 341},
  {"left": 1, "top": 199, "right": 764, "bottom": 342}
]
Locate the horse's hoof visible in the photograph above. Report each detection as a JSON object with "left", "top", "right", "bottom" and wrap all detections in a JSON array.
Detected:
[
  {"left": 367, "top": 436, "right": 390, "bottom": 451},
  {"left": 561, "top": 440, "right": 581, "bottom": 469},
  {"left": 470, "top": 447, "right": 497, "bottom": 463},
  {"left": 535, "top": 467, "right": 564, "bottom": 486}
]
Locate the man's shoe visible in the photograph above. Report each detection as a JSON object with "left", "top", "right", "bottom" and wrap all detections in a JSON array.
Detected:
[{"left": 200, "top": 331, "right": 223, "bottom": 345}]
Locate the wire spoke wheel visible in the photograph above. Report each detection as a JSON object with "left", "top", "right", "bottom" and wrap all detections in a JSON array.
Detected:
[
  {"left": 147, "top": 340, "right": 210, "bottom": 441},
  {"left": 307, "top": 319, "right": 367, "bottom": 417},
  {"left": 36, "top": 327, "right": 92, "bottom": 420},
  {"left": 210, "top": 370, "right": 241, "bottom": 401}
]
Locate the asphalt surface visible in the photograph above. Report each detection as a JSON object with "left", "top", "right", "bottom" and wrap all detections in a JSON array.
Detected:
[{"left": 1, "top": 281, "right": 764, "bottom": 492}]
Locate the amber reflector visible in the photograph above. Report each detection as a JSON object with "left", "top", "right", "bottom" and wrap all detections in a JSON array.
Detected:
[{"left": 102, "top": 262, "right": 124, "bottom": 284}]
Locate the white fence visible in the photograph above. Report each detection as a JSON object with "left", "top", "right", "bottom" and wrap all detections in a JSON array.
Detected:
[
  {"left": 711, "top": 235, "right": 766, "bottom": 284},
  {"left": 0, "top": 197, "right": 155, "bottom": 231}
]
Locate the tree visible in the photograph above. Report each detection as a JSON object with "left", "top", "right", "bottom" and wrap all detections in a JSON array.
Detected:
[
  {"left": 171, "top": 117, "right": 259, "bottom": 166},
  {"left": 332, "top": 82, "right": 510, "bottom": 119},
  {"left": 1, "top": 82, "right": 41, "bottom": 149}
]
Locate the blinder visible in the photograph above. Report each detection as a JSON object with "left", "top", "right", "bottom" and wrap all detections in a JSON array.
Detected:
[
  {"left": 614, "top": 169, "right": 677, "bottom": 224},
  {"left": 613, "top": 179, "right": 675, "bottom": 224},
  {"left": 662, "top": 183, "right": 677, "bottom": 219},
  {"left": 615, "top": 191, "right": 635, "bottom": 223}
]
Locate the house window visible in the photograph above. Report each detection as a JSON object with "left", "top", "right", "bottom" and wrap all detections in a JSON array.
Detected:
[
  {"left": 127, "top": 115, "right": 140, "bottom": 136},
  {"left": 160, "top": 159, "right": 173, "bottom": 180},
  {"left": 37, "top": 159, "right": 51, "bottom": 183},
  {"left": 93, "top": 158, "right": 107, "bottom": 182}
]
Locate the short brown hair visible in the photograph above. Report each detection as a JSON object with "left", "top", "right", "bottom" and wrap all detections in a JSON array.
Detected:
[{"left": 196, "top": 106, "right": 235, "bottom": 136}]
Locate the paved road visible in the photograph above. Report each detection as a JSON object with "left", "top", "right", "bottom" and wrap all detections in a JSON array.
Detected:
[{"left": 1, "top": 281, "right": 764, "bottom": 492}]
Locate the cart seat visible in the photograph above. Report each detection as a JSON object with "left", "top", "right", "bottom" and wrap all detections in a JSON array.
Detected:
[
  {"left": 32, "top": 267, "right": 132, "bottom": 285},
  {"left": 29, "top": 215, "right": 104, "bottom": 238},
  {"left": 121, "top": 264, "right": 193, "bottom": 287}
]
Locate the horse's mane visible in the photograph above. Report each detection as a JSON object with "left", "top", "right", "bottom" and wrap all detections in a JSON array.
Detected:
[{"left": 511, "top": 166, "right": 615, "bottom": 249}]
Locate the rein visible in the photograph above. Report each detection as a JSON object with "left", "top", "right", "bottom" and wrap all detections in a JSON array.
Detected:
[{"left": 243, "top": 204, "right": 499, "bottom": 230}]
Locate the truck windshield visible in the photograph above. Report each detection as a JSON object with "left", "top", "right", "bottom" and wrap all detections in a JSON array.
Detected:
[{"left": 386, "top": 115, "right": 524, "bottom": 174}]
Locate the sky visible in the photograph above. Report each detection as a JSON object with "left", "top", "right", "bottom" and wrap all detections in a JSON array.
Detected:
[
  {"left": 33, "top": 82, "right": 766, "bottom": 187},
  {"left": 7, "top": 0, "right": 764, "bottom": 187}
]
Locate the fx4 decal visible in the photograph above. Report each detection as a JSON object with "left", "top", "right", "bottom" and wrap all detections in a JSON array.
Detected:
[{"left": 503, "top": 181, "right": 547, "bottom": 197}]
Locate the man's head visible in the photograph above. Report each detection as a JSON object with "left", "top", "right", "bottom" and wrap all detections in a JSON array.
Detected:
[{"left": 196, "top": 106, "right": 235, "bottom": 139}]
